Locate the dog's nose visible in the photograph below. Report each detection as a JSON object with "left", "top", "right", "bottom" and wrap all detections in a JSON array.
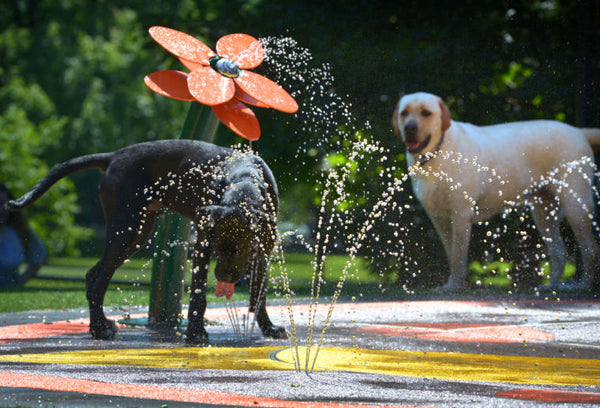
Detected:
[{"left": 404, "top": 122, "right": 418, "bottom": 138}]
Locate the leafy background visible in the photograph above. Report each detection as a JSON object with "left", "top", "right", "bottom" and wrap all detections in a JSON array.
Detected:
[{"left": 1, "top": 0, "right": 598, "bottom": 285}]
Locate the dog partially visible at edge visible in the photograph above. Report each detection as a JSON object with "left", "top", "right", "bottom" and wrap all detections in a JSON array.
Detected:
[
  {"left": 393, "top": 92, "right": 600, "bottom": 291},
  {"left": 4, "top": 139, "right": 288, "bottom": 342}
]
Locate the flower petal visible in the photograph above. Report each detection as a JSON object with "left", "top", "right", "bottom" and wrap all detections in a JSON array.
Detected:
[
  {"left": 144, "top": 70, "right": 195, "bottom": 101},
  {"left": 188, "top": 66, "right": 235, "bottom": 106},
  {"left": 179, "top": 57, "right": 203, "bottom": 71},
  {"left": 149, "top": 26, "right": 215, "bottom": 64},
  {"left": 234, "top": 86, "right": 270, "bottom": 108},
  {"left": 234, "top": 71, "right": 298, "bottom": 113},
  {"left": 216, "top": 33, "right": 263, "bottom": 69},
  {"left": 212, "top": 100, "right": 261, "bottom": 141}
]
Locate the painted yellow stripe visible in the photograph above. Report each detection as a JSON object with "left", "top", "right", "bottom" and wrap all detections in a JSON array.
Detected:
[
  {"left": 0, "top": 346, "right": 286, "bottom": 371},
  {"left": 1, "top": 346, "right": 598, "bottom": 387},
  {"left": 277, "top": 347, "right": 600, "bottom": 387}
]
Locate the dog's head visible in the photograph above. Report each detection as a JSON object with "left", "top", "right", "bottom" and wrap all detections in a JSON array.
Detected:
[
  {"left": 199, "top": 204, "right": 276, "bottom": 299},
  {"left": 392, "top": 92, "right": 451, "bottom": 156}
]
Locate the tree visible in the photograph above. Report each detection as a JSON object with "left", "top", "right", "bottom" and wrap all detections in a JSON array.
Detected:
[
  {"left": 0, "top": 0, "right": 597, "bottom": 279},
  {"left": 0, "top": 78, "right": 93, "bottom": 255}
]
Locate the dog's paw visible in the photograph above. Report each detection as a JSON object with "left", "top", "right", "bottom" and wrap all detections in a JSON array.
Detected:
[
  {"left": 184, "top": 328, "right": 209, "bottom": 345},
  {"left": 263, "top": 325, "right": 290, "bottom": 340},
  {"left": 90, "top": 319, "right": 119, "bottom": 340}
]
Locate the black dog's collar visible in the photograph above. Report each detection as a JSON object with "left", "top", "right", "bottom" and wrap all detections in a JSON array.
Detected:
[{"left": 416, "top": 132, "right": 445, "bottom": 166}]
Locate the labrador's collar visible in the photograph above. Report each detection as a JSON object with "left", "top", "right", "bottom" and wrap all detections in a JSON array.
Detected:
[{"left": 416, "top": 132, "right": 445, "bottom": 166}]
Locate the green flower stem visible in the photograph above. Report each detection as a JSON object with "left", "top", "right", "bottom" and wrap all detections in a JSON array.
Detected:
[{"left": 148, "top": 103, "right": 219, "bottom": 325}]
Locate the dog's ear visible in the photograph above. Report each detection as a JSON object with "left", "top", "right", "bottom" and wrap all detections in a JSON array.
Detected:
[
  {"left": 439, "top": 98, "right": 451, "bottom": 132},
  {"left": 249, "top": 208, "right": 277, "bottom": 253},
  {"left": 392, "top": 100, "right": 400, "bottom": 135},
  {"left": 197, "top": 205, "right": 225, "bottom": 229}
]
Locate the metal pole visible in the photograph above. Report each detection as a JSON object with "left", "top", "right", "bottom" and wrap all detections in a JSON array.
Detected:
[{"left": 148, "top": 103, "right": 219, "bottom": 325}]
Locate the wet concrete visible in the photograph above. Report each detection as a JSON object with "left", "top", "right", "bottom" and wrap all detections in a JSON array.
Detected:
[{"left": 1, "top": 295, "right": 599, "bottom": 407}]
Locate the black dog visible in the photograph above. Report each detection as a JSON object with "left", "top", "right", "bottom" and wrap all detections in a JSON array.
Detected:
[{"left": 7, "top": 139, "right": 287, "bottom": 343}]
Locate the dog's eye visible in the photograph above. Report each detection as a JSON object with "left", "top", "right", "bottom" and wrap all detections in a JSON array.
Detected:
[
  {"left": 421, "top": 109, "right": 432, "bottom": 117},
  {"left": 400, "top": 109, "right": 408, "bottom": 118}
]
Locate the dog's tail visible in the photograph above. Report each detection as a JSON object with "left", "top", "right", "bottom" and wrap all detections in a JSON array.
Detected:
[
  {"left": 581, "top": 128, "right": 600, "bottom": 154},
  {"left": 8, "top": 152, "right": 113, "bottom": 211}
]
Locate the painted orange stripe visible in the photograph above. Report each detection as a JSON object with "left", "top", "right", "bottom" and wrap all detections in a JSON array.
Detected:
[
  {"left": 0, "top": 301, "right": 466, "bottom": 343},
  {"left": 356, "top": 324, "right": 553, "bottom": 343},
  {"left": 388, "top": 323, "right": 494, "bottom": 329},
  {"left": 0, "top": 299, "right": 586, "bottom": 343},
  {"left": 0, "top": 321, "right": 90, "bottom": 343},
  {"left": 497, "top": 389, "right": 600, "bottom": 403},
  {"left": 417, "top": 326, "right": 553, "bottom": 343},
  {"left": 0, "top": 371, "right": 416, "bottom": 408}
]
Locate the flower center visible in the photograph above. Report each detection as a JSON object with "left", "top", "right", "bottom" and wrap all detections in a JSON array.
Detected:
[{"left": 210, "top": 56, "right": 240, "bottom": 78}]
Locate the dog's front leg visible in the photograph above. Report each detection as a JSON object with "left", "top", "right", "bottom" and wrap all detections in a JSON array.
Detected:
[
  {"left": 435, "top": 215, "right": 472, "bottom": 291},
  {"left": 185, "top": 240, "right": 211, "bottom": 344},
  {"left": 250, "top": 255, "right": 289, "bottom": 339}
]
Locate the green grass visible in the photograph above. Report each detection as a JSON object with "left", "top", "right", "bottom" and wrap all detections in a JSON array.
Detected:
[
  {"left": 1, "top": 254, "right": 584, "bottom": 314},
  {"left": 468, "top": 260, "right": 577, "bottom": 288},
  {"left": 0, "top": 253, "right": 382, "bottom": 313}
]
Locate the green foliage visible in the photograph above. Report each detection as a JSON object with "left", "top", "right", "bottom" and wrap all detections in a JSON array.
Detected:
[
  {"left": 0, "top": 3, "right": 187, "bottom": 252},
  {"left": 0, "top": 0, "right": 597, "bottom": 282},
  {"left": 0, "top": 78, "right": 93, "bottom": 256}
]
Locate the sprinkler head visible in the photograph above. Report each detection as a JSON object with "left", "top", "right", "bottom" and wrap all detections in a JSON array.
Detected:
[{"left": 212, "top": 57, "right": 240, "bottom": 78}]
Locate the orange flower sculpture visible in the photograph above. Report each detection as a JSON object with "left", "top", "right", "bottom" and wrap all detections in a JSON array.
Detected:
[{"left": 145, "top": 26, "right": 298, "bottom": 141}]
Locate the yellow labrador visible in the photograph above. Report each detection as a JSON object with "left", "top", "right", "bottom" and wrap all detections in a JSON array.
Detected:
[{"left": 393, "top": 92, "right": 600, "bottom": 291}]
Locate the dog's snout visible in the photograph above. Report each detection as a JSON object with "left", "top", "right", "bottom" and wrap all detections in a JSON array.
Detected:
[{"left": 404, "top": 122, "right": 418, "bottom": 138}]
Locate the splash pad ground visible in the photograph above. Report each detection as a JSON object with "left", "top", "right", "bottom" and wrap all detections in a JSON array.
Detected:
[{"left": 1, "top": 295, "right": 599, "bottom": 407}]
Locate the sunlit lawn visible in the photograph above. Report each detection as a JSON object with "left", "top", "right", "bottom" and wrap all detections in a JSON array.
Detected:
[
  {"left": 0, "top": 253, "right": 383, "bottom": 313},
  {"left": 0, "top": 254, "right": 578, "bottom": 314},
  {"left": 468, "top": 260, "right": 576, "bottom": 288}
]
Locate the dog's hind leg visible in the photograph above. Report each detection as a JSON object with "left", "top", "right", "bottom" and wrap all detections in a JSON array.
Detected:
[
  {"left": 185, "top": 236, "right": 211, "bottom": 344},
  {"left": 532, "top": 200, "right": 567, "bottom": 290},
  {"left": 560, "top": 188, "right": 599, "bottom": 289},
  {"left": 87, "top": 209, "right": 159, "bottom": 340},
  {"left": 249, "top": 254, "right": 289, "bottom": 339}
]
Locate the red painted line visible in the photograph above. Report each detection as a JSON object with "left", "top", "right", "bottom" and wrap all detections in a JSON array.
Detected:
[
  {"left": 0, "top": 301, "right": 473, "bottom": 343},
  {"left": 497, "top": 389, "right": 600, "bottom": 403},
  {"left": 388, "top": 323, "right": 494, "bottom": 330},
  {"left": 0, "top": 321, "right": 90, "bottom": 343},
  {"left": 0, "top": 371, "right": 417, "bottom": 408},
  {"left": 355, "top": 323, "right": 554, "bottom": 343},
  {"left": 0, "top": 299, "right": 589, "bottom": 343}
]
